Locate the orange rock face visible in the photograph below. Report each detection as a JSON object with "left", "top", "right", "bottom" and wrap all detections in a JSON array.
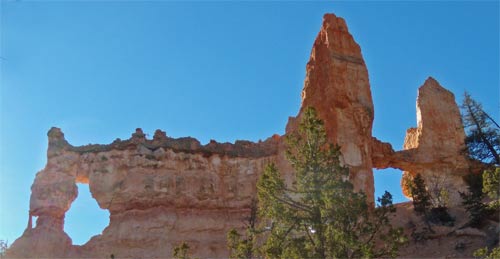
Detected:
[
  {"left": 8, "top": 14, "right": 475, "bottom": 258},
  {"left": 287, "top": 13, "right": 375, "bottom": 203}
]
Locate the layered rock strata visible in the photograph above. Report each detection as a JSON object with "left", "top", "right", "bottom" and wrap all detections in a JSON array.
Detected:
[
  {"left": 8, "top": 14, "right": 474, "bottom": 258},
  {"left": 9, "top": 128, "right": 279, "bottom": 258}
]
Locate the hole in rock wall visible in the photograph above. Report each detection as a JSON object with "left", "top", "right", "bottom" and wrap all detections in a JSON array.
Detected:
[
  {"left": 65, "top": 183, "right": 110, "bottom": 245},
  {"left": 32, "top": 216, "right": 38, "bottom": 228},
  {"left": 374, "top": 168, "right": 410, "bottom": 205}
]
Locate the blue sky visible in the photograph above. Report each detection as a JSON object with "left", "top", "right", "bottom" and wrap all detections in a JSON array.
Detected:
[{"left": 1, "top": 1, "right": 498, "bottom": 246}]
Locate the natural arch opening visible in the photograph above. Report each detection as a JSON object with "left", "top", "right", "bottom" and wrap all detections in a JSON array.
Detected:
[
  {"left": 374, "top": 168, "right": 410, "bottom": 204},
  {"left": 65, "top": 183, "right": 110, "bottom": 245},
  {"left": 32, "top": 216, "right": 38, "bottom": 228}
]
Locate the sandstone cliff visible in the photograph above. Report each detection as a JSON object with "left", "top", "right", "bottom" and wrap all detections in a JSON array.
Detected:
[
  {"left": 8, "top": 13, "right": 477, "bottom": 258},
  {"left": 9, "top": 128, "right": 279, "bottom": 258}
]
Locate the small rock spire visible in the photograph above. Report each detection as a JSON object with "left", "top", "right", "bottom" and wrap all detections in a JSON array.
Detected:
[
  {"left": 131, "top": 128, "right": 146, "bottom": 143},
  {"left": 47, "top": 127, "right": 69, "bottom": 157}
]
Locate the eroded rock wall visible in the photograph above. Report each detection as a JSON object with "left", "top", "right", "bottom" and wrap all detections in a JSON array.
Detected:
[
  {"left": 8, "top": 13, "right": 476, "bottom": 258},
  {"left": 9, "top": 128, "right": 279, "bottom": 258}
]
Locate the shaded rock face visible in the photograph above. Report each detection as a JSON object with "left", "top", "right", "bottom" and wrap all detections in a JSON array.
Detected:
[{"left": 8, "top": 14, "right": 474, "bottom": 258}]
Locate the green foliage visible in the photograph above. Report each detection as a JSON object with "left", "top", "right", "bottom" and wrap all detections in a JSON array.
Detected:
[
  {"left": 255, "top": 107, "right": 407, "bottom": 258},
  {"left": 460, "top": 168, "right": 499, "bottom": 228},
  {"left": 227, "top": 229, "right": 255, "bottom": 259},
  {"left": 483, "top": 168, "right": 500, "bottom": 209},
  {"left": 426, "top": 173, "right": 451, "bottom": 208},
  {"left": 408, "top": 174, "right": 432, "bottom": 216},
  {"left": 460, "top": 172, "right": 492, "bottom": 227},
  {"left": 227, "top": 199, "right": 258, "bottom": 259},
  {"left": 173, "top": 242, "right": 193, "bottom": 259},
  {"left": 461, "top": 92, "right": 500, "bottom": 165},
  {"left": 407, "top": 173, "right": 454, "bottom": 226},
  {"left": 474, "top": 246, "right": 500, "bottom": 259}
]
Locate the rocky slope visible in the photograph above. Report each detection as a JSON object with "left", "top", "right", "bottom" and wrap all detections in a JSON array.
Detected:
[{"left": 7, "top": 13, "right": 481, "bottom": 258}]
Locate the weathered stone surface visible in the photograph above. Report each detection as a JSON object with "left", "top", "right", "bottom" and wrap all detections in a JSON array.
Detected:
[
  {"left": 8, "top": 14, "right": 477, "bottom": 258},
  {"left": 406, "top": 77, "right": 467, "bottom": 162},
  {"left": 372, "top": 78, "right": 470, "bottom": 204},
  {"left": 401, "top": 77, "right": 469, "bottom": 203},
  {"left": 285, "top": 13, "right": 375, "bottom": 203},
  {"left": 8, "top": 128, "right": 279, "bottom": 258}
]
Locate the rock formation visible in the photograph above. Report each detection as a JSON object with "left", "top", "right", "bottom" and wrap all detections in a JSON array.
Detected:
[
  {"left": 371, "top": 77, "right": 470, "bottom": 204},
  {"left": 8, "top": 13, "right": 475, "bottom": 258},
  {"left": 9, "top": 128, "right": 280, "bottom": 258},
  {"left": 400, "top": 78, "right": 469, "bottom": 201},
  {"left": 285, "top": 14, "right": 375, "bottom": 202}
]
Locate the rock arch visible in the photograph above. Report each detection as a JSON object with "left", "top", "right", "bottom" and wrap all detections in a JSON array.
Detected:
[{"left": 8, "top": 13, "right": 475, "bottom": 258}]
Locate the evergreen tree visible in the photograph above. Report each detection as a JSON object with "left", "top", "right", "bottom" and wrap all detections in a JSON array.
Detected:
[
  {"left": 459, "top": 172, "right": 491, "bottom": 227},
  {"left": 460, "top": 168, "right": 499, "bottom": 228},
  {"left": 482, "top": 168, "right": 500, "bottom": 203},
  {"left": 407, "top": 174, "right": 455, "bottom": 226},
  {"left": 255, "top": 107, "right": 406, "bottom": 258},
  {"left": 482, "top": 167, "right": 500, "bottom": 210},
  {"left": 227, "top": 199, "right": 258, "bottom": 259},
  {"left": 408, "top": 174, "right": 432, "bottom": 216},
  {"left": 461, "top": 92, "right": 500, "bottom": 165}
]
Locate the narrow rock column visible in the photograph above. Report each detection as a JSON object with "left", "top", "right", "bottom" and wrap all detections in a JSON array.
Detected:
[
  {"left": 401, "top": 78, "right": 469, "bottom": 205},
  {"left": 285, "top": 14, "right": 376, "bottom": 204}
]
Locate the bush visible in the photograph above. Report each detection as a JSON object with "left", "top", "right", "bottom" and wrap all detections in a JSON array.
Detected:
[
  {"left": 483, "top": 168, "right": 500, "bottom": 209},
  {"left": 428, "top": 207, "right": 455, "bottom": 226},
  {"left": 474, "top": 246, "right": 500, "bottom": 259},
  {"left": 173, "top": 242, "right": 193, "bottom": 259}
]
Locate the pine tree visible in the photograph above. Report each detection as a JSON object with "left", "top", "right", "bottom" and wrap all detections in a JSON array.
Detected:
[
  {"left": 227, "top": 199, "right": 258, "bottom": 259},
  {"left": 408, "top": 174, "right": 432, "bottom": 216},
  {"left": 461, "top": 92, "right": 500, "bottom": 165},
  {"left": 482, "top": 168, "right": 500, "bottom": 203},
  {"left": 255, "top": 107, "right": 406, "bottom": 258},
  {"left": 459, "top": 172, "right": 491, "bottom": 228},
  {"left": 482, "top": 168, "right": 500, "bottom": 210}
]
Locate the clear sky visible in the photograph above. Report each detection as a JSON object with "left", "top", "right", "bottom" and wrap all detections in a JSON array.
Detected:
[{"left": 1, "top": 1, "right": 498, "bottom": 246}]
